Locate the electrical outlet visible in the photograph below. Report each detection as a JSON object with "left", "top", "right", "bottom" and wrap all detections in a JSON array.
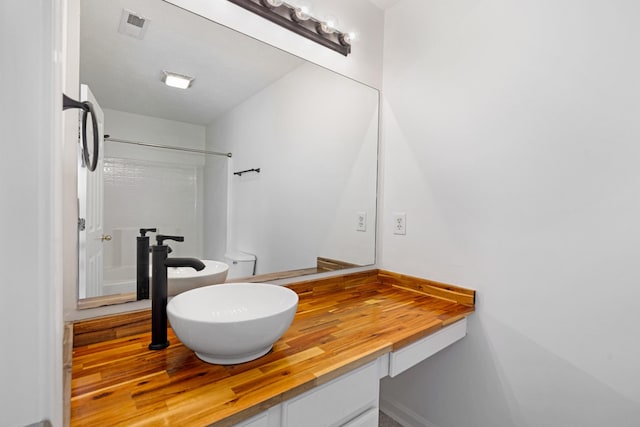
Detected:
[
  {"left": 356, "top": 211, "right": 367, "bottom": 232},
  {"left": 392, "top": 212, "right": 406, "bottom": 235}
]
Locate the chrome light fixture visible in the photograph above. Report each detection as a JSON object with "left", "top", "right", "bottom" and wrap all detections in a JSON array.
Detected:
[
  {"left": 226, "top": 0, "right": 352, "bottom": 56},
  {"left": 260, "top": 0, "right": 284, "bottom": 8}
]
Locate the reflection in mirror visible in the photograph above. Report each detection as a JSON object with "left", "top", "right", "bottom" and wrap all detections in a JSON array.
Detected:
[{"left": 78, "top": 0, "right": 379, "bottom": 303}]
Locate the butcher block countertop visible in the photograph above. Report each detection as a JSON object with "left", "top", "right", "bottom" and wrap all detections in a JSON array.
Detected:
[{"left": 69, "top": 270, "right": 475, "bottom": 426}]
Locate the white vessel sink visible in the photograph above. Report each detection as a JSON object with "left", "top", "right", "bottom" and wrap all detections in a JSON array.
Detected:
[
  {"left": 153, "top": 260, "right": 228, "bottom": 296},
  {"left": 167, "top": 283, "right": 299, "bottom": 365}
]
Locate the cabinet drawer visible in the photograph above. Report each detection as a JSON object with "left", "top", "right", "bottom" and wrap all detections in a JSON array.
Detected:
[
  {"left": 342, "top": 407, "right": 379, "bottom": 427},
  {"left": 282, "top": 361, "right": 379, "bottom": 427},
  {"left": 233, "top": 405, "right": 283, "bottom": 427},
  {"left": 235, "top": 414, "right": 269, "bottom": 427},
  {"left": 233, "top": 411, "right": 268, "bottom": 427},
  {"left": 389, "top": 318, "right": 467, "bottom": 377}
]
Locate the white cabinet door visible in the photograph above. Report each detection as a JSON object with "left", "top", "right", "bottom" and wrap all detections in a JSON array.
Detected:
[{"left": 282, "top": 361, "right": 379, "bottom": 427}]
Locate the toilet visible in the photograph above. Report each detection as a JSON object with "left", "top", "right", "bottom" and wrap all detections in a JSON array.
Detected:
[{"left": 224, "top": 251, "right": 257, "bottom": 279}]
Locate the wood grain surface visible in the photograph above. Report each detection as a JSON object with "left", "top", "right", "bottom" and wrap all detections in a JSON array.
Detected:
[
  {"left": 316, "top": 257, "right": 360, "bottom": 272},
  {"left": 70, "top": 270, "right": 474, "bottom": 426},
  {"left": 379, "top": 270, "right": 476, "bottom": 306}
]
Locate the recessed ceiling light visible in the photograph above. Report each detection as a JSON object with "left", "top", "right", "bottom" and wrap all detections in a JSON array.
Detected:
[{"left": 161, "top": 71, "right": 194, "bottom": 89}]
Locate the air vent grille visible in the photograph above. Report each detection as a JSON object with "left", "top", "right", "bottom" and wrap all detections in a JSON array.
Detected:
[
  {"left": 126, "top": 14, "right": 146, "bottom": 28},
  {"left": 118, "top": 9, "right": 150, "bottom": 39}
]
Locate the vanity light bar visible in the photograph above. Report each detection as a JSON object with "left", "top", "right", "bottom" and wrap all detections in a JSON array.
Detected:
[{"left": 226, "top": 0, "right": 352, "bottom": 56}]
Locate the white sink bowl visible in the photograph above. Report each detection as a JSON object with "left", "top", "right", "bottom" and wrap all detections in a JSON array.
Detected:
[
  {"left": 167, "top": 283, "right": 299, "bottom": 365},
  {"left": 154, "top": 260, "right": 229, "bottom": 296}
]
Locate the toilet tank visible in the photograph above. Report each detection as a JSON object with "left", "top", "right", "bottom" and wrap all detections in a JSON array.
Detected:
[{"left": 224, "top": 251, "right": 256, "bottom": 279}]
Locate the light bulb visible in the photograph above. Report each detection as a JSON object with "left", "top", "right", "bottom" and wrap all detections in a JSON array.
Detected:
[
  {"left": 324, "top": 14, "right": 339, "bottom": 32},
  {"left": 290, "top": 6, "right": 310, "bottom": 22},
  {"left": 338, "top": 32, "right": 352, "bottom": 46},
  {"left": 288, "top": 0, "right": 311, "bottom": 22},
  {"left": 316, "top": 21, "right": 334, "bottom": 36}
]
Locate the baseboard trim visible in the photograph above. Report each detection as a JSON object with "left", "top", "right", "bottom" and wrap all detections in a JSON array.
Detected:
[{"left": 380, "top": 396, "right": 436, "bottom": 427}]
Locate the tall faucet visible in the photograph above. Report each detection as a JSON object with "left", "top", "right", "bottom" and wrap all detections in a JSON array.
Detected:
[
  {"left": 136, "top": 228, "right": 156, "bottom": 300},
  {"left": 149, "top": 234, "right": 205, "bottom": 350}
]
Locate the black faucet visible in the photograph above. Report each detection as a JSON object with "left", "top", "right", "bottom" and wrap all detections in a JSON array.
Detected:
[
  {"left": 136, "top": 228, "right": 156, "bottom": 300},
  {"left": 149, "top": 234, "right": 205, "bottom": 351}
]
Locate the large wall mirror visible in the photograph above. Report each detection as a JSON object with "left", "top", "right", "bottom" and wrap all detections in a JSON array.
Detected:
[{"left": 77, "top": 0, "right": 379, "bottom": 304}]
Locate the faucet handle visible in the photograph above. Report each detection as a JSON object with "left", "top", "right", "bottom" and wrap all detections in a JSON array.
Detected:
[
  {"left": 149, "top": 245, "right": 172, "bottom": 254},
  {"left": 156, "top": 234, "right": 184, "bottom": 246},
  {"left": 139, "top": 228, "right": 157, "bottom": 237}
]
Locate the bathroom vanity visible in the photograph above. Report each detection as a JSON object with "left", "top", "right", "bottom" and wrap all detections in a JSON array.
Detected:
[{"left": 68, "top": 270, "right": 475, "bottom": 426}]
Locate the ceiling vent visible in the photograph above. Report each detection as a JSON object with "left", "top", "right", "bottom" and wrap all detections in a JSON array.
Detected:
[{"left": 118, "top": 9, "right": 150, "bottom": 39}]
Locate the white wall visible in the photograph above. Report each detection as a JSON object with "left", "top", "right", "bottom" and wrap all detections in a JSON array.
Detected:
[
  {"left": 103, "top": 109, "right": 207, "bottom": 161},
  {"left": 207, "top": 62, "right": 378, "bottom": 274},
  {"left": 0, "top": 1, "right": 63, "bottom": 425},
  {"left": 380, "top": 0, "right": 640, "bottom": 426}
]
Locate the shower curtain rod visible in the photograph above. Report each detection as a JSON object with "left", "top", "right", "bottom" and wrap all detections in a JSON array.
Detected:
[{"left": 104, "top": 136, "right": 232, "bottom": 158}]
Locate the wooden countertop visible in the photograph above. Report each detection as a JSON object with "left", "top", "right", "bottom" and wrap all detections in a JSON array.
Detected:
[{"left": 70, "top": 270, "right": 475, "bottom": 426}]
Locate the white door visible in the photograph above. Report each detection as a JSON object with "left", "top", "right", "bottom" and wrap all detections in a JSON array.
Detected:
[{"left": 77, "top": 84, "right": 105, "bottom": 298}]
